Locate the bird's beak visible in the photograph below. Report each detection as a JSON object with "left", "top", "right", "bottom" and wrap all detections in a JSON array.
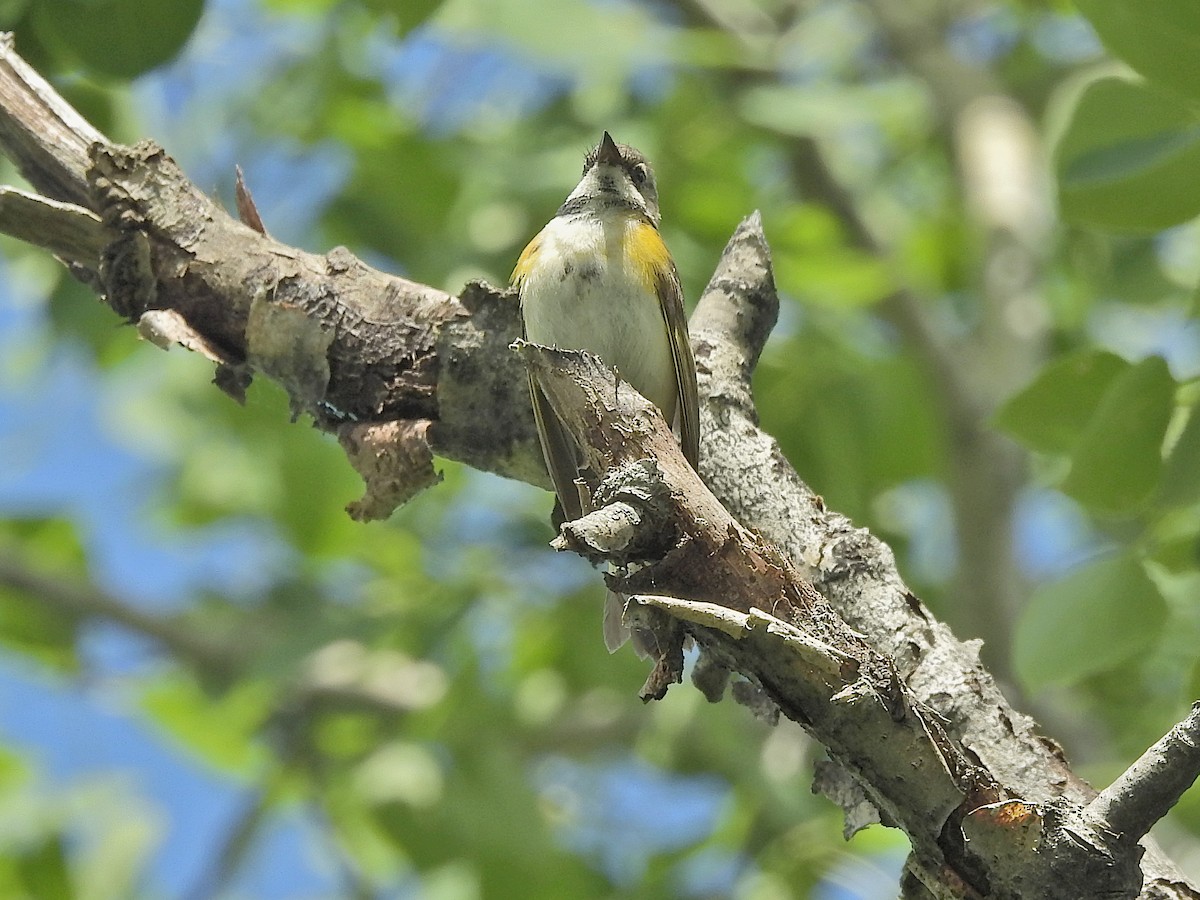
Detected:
[{"left": 596, "top": 131, "right": 621, "bottom": 165}]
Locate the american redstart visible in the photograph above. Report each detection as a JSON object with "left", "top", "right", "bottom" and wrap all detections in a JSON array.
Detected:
[{"left": 513, "top": 132, "right": 700, "bottom": 652}]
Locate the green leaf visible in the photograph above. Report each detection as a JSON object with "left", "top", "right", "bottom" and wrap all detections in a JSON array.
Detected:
[
  {"left": 31, "top": 0, "right": 204, "bottom": 79},
  {"left": 1061, "top": 355, "right": 1175, "bottom": 514},
  {"left": 1014, "top": 554, "right": 1166, "bottom": 688},
  {"left": 365, "top": 0, "right": 442, "bottom": 32},
  {"left": 264, "top": 0, "right": 441, "bottom": 33},
  {"left": 0, "top": 0, "right": 29, "bottom": 26},
  {"left": 995, "top": 350, "right": 1130, "bottom": 454},
  {"left": 141, "top": 674, "right": 272, "bottom": 773},
  {"left": 1161, "top": 393, "right": 1200, "bottom": 506},
  {"left": 1074, "top": 0, "right": 1200, "bottom": 100},
  {"left": 261, "top": 0, "right": 339, "bottom": 11},
  {"left": 15, "top": 835, "right": 71, "bottom": 900},
  {"left": 72, "top": 784, "right": 159, "bottom": 900},
  {"left": 433, "top": 0, "right": 665, "bottom": 78},
  {"left": 739, "top": 80, "right": 931, "bottom": 141},
  {"left": 1056, "top": 77, "right": 1200, "bottom": 231},
  {"left": 769, "top": 206, "right": 895, "bottom": 309}
]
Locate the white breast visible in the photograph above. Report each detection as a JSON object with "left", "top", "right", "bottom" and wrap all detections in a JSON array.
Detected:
[{"left": 520, "top": 215, "right": 677, "bottom": 424}]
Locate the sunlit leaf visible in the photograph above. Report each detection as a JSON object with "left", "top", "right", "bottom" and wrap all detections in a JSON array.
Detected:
[
  {"left": 141, "top": 674, "right": 272, "bottom": 774},
  {"left": 1161, "top": 394, "right": 1200, "bottom": 507},
  {"left": 739, "top": 81, "right": 930, "bottom": 141},
  {"left": 1056, "top": 77, "right": 1200, "bottom": 231},
  {"left": 1075, "top": 0, "right": 1200, "bottom": 100},
  {"left": 1061, "top": 355, "right": 1175, "bottom": 514},
  {"left": 1014, "top": 553, "right": 1165, "bottom": 688},
  {"left": 995, "top": 350, "right": 1129, "bottom": 454},
  {"left": 433, "top": 0, "right": 668, "bottom": 79},
  {"left": 73, "top": 786, "right": 159, "bottom": 900}
]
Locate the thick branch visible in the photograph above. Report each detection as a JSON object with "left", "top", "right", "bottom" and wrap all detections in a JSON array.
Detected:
[
  {"left": 0, "top": 35, "right": 542, "bottom": 501},
  {"left": 686, "top": 219, "right": 1192, "bottom": 895},
  {"left": 520, "top": 344, "right": 972, "bottom": 870},
  {"left": 520, "top": 344, "right": 1148, "bottom": 898}
]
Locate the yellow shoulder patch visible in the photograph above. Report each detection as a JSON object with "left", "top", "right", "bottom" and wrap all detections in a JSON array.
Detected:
[
  {"left": 511, "top": 233, "right": 542, "bottom": 287},
  {"left": 623, "top": 219, "right": 672, "bottom": 293}
]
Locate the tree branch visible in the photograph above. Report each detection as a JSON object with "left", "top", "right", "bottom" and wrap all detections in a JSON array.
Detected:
[
  {"left": 1087, "top": 704, "right": 1200, "bottom": 844},
  {"left": 0, "top": 549, "right": 236, "bottom": 675},
  {"left": 0, "top": 33, "right": 101, "bottom": 206},
  {"left": 184, "top": 786, "right": 271, "bottom": 900},
  {"left": 0, "top": 549, "right": 446, "bottom": 724},
  {"left": 684, "top": 217, "right": 1193, "bottom": 894},
  {"left": 0, "top": 186, "right": 105, "bottom": 263},
  {"left": 518, "top": 341, "right": 1156, "bottom": 897}
]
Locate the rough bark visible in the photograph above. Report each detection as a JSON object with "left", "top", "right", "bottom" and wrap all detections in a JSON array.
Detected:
[{"left": 0, "top": 33, "right": 1197, "bottom": 899}]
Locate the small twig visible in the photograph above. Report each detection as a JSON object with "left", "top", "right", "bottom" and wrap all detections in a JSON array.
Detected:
[
  {"left": 1086, "top": 703, "right": 1200, "bottom": 842},
  {"left": 184, "top": 786, "right": 272, "bottom": 900},
  {"left": 0, "top": 550, "right": 236, "bottom": 675}
]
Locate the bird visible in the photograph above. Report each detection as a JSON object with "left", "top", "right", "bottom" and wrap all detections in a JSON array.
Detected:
[{"left": 511, "top": 131, "right": 700, "bottom": 652}]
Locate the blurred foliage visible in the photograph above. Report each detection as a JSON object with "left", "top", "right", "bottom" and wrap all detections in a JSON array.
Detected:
[
  {"left": 1058, "top": 1, "right": 1200, "bottom": 229},
  {"left": 3, "top": 0, "right": 1200, "bottom": 896},
  {"left": 28, "top": 0, "right": 205, "bottom": 79}
]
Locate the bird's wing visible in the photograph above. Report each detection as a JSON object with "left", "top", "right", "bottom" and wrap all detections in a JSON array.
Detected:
[
  {"left": 514, "top": 229, "right": 584, "bottom": 520},
  {"left": 528, "top": 373, "right": 584, "bottom": 523},
  {"left": 657, "top": 262, "right": 700, "bottom": 471}
]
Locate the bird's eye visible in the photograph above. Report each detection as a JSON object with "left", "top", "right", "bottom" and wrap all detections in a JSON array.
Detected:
[{"left": 631, "top": 163, "right": 649, "bottom": 187}]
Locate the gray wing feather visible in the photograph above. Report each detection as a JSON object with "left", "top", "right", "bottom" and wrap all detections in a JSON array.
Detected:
[
  {"left": 658, "top": 264, "right": 700, "bottom": 470},
  {"left": 528, "top": 374, "right": 584, "bottom": 523}
]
